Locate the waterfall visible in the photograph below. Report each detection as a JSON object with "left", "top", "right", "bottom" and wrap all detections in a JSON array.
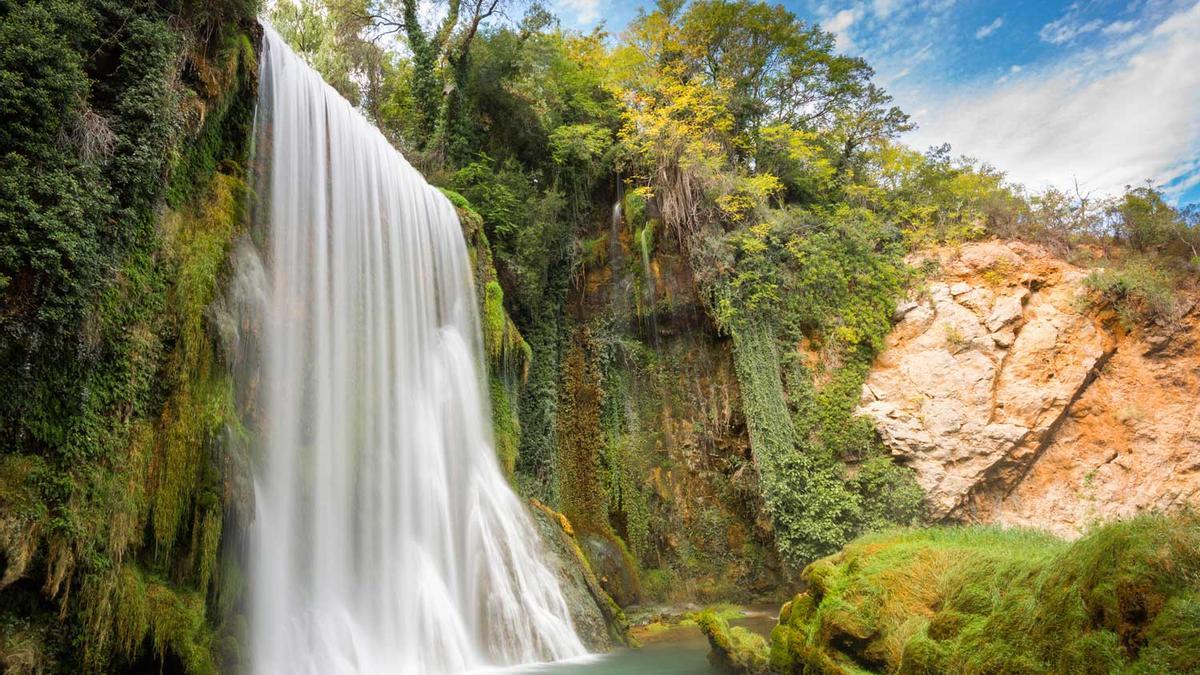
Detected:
[{"left": 248, "top": 26, "right": 585, "bottom": 674}]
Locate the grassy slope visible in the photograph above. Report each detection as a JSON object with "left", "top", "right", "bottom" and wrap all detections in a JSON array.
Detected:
[{"left": 765, "top": 513, "right": 1200, "bottom": 674}]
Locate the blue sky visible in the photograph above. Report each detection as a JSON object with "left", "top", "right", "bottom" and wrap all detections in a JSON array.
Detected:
[{"left": 550, "top": 0, "right": 1200, "bottom": 205}]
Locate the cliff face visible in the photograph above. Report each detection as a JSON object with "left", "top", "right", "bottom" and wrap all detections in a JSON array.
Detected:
[
  {"left": 859, "top": 240, "right": 1200, "bottom": 536},
  {"left": 545, "top": 198, "right": 783, "bottom": 604}
]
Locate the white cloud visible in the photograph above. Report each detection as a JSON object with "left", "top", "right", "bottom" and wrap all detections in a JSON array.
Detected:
[
  {"left": 823, "top": 7, "right": 863, "bottom": 51},
  {"left": 872, "top": 0, "right": 899, "bottom": 19},
  {"left": 1102, "top": 20, "right": 1138, "bottom": 35},
  {"left": 905, "top": 2, "right": 1200, "bottom": 198},
  {"left": 974, "top": 16, "right": 1004, "bottom": 39},
  {"left": 995, "top": 64, "right": 1023, "bottom": 85},
  {"left": 825, "top": 7, "right": 859, "bottom": 32},
  {"left": 555, "top": 0, "right": 600, "bottom": 26},
  {"left": 1039, "top": 5, "right": 1107, "bottom": 45}
]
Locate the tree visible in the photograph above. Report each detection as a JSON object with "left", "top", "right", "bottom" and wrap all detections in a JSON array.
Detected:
[
  {"left": 271, "top": 0, "right": 391, "bottom": 114},
  {"left": 366, "top": 0, "right": 516, "bottom": 164},
  {"left": 1110, "top": 185, "right": 1194, "bottom": 257},
  {"left": 680, "top": 0, "right": 874, "bottom": 140}
]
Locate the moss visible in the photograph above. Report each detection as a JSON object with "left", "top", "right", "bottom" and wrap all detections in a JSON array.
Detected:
[
  {"left": 696, "top": 610, "right": 770, "bottom": 673},
  {"left": 529, "top": 500, "right": 632, "bottom": 646},
  {"left": 164, "top": 28, "right": 257, "bottom": 209},
  {"left": 150, "top": 172, "right": 245, "bottom": 559},
  {"left": 556, "top": 334, "right": 609, "bottom": 534},
  {"left": 623, "top": 188, "right": 649, "bottom": 233},
  {"left": 490, "top": 376, "right": 520, "bottom": 477},
  {"left": 449, "top": 190, "right": 534, "bottom": 479},
  {"left": 438, "top": 187, "right": 483, "bottom": 226},
  {"left": 145, "top": 577, "right": 217, "bottom": 674},
  {"left": 767, "top": 513, "right": 1200, "bottom": 674},
  {"left": 483, "top": 280, "right": 508, "bottom": 361}
]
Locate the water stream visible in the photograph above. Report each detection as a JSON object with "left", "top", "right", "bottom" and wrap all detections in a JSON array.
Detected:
[{"left": 247, "top": 26, "right": 585, "bottom": 674}]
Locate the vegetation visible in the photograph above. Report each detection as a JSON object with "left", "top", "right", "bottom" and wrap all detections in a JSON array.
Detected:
[
  {"left": 2, "top": 0, "right": 1198, "bottom": 668},
  {"left": 0, "top": 0, "right": 259, "bottom": 671},
  {"left": 697, "top": 609, "right": 770, "bottom": 673},
  {"left": 271, "top": 0, "right": 1197, "bottom": 581},
  {"left": 764, "top": 512, "right": 1200, "bottom": 674}
]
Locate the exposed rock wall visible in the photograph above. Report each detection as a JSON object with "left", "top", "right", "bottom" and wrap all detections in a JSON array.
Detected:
[{"left": 859, "top": 241, "right": 1199, "bottom": 535}]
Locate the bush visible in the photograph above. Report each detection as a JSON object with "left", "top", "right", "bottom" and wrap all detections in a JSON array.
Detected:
[{"left": 1084, "top": 257, "right": 1180, "bottom": 328}]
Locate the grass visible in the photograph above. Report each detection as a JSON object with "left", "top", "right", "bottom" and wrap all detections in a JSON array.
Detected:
[{"left": 758, "top": 512, "right": 1200, "bottom": 674}]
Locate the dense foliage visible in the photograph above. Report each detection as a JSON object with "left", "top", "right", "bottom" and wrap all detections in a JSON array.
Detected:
[
  {"left": 3, "top": 0, "right": 1197, "bottom": 668},
  {"left": 0, "top": 1, "right": 260, "bottom": 671}
]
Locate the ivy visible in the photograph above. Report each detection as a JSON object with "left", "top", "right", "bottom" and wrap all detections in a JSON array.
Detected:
[{"left": 715, "top": 206, "right": 924, "bottom": 566}]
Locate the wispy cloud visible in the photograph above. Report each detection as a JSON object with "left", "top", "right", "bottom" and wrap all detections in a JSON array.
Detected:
[
  {"left": 872, "top": 0, "right": 900, "bottom": 20},
  {"left": 974, "top": 16, "right": 1004, "bottom": 39},
  {"left": 823, "top": 7, "right": 864, "bottom": 51},
  {"left": 995, "top": 64, "right": 1022, "bottom": 85},
  {"left": 554, "top": 0, "right": 601, "bottom": 27},
  {"left": 907, "top": 2, "right": 1200, "bottom": 198},
  {"left": 1102, "top": 19, "right": 1137, "bottom": 35},
  {"left": 1039, "top": 5, "right": 1105, "bottom": 44}
]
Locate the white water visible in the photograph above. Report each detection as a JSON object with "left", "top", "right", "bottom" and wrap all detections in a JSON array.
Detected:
[{"left": 249, "top": 26, "right": 586, "bottom": 674}]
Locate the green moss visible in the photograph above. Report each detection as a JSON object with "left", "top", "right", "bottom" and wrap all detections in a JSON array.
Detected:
[
  {"left": 623, "top": 188, "right": 649, "bottom": 233},
  {"left": 696, "top": 610, "right": 770, "bottom": 673},
  {"left": 768, "top": 513, "right": 1200, "bottom": 674},
  {"left": 490, "top": 376, "right": 520, "bottom": 477},
  {"left": 150, "top": 172, "right": 245, "bottom": 559},
  {"left": 483, "top": 280, "right": 508, "bottom": 361},
  {"left": 439, "top": 187, "right": 483, "bottom": 226},
  {"left": 145, "top": 577, "right": 217, "bottom": 674}
]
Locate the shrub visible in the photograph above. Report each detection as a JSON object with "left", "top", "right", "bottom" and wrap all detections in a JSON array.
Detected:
[{"left": 1084, "top": 257, "right": 1180, "bottom": 328}]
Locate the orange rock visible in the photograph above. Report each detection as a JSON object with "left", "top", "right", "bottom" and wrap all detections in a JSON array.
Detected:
[{"left": 859, "top": 240, "right": 1199, "bottom": 535}]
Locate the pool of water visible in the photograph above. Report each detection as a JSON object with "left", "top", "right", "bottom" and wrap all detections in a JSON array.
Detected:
[{"left": 503, "top": 608, "right": 778, "bottom": 675}]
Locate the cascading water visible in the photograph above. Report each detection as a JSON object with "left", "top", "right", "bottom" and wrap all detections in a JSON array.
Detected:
[{"left": 248, "top": 26, "right": 586, "bottom": 674}]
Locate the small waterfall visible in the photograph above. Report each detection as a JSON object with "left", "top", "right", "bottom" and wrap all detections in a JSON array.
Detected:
[
  {"left": 638, "top": 224, "right": 655, "bottom": 312},
  {"left": 608, "top": 201, "right": 624, "bottom": 311},
  {"left": 249, "top": 26, "right": 585, "bottom": 674}
]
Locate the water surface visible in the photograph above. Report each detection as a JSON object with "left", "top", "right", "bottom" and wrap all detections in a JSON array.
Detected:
[{"left": 508, "top": 609, "right": 777, "bottom": 675}]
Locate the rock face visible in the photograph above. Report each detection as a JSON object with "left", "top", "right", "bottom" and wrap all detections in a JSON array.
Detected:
[
  {"left": 528, "top": 500, "right": 629, "bottom": 650},
  {"left": 858, "top": 241, "right": 1200, "bottom": 535}
]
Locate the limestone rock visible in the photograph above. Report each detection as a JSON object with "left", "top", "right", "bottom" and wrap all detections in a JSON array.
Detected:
[
  {"left": 858, "top": 241, "right": 1200, "bottom": 534},
  {"left": 528, "top": 500, "right": 629, "bottom": 650}
]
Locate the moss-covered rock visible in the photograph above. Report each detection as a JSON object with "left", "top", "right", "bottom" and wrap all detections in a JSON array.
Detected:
[
  {"left": 528, "top": 500, "right": 631, "bottom": 650},
  {"left": 696, "top": 609, "right": 770, "bottom": 674},
  {"left": 766, "top": 513, "right": 1200, "bottom": 674},
  {"left": 0, "top": 5, "right": 260, "bottom": 671}
]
